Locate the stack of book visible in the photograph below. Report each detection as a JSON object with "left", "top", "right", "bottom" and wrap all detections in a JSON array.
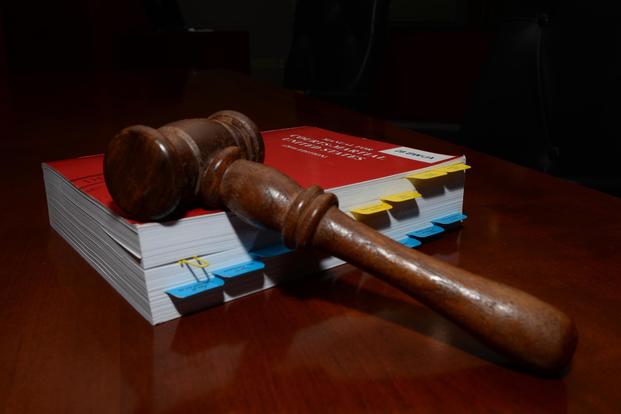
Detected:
[{"left": 43, "top": 126, "right": 470, "bottom": 324}]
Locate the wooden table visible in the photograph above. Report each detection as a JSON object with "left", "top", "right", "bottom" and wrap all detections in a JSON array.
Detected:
[{"left": 1, "top": 70, "right": 620, "bottom": 413}]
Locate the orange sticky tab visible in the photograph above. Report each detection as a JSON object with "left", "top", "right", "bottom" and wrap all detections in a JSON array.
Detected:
[
  {"left": 350, "top": 201, "right": 393, "bottom": 217},
  {"left": 407, "top": 170, "right": 448, "bottom": 180},
  {"left": 380, "top": 191, "right": 422, "bottom": 203},
  {"left": 436, "top": 163, "right": 471, "bottom": 173}
]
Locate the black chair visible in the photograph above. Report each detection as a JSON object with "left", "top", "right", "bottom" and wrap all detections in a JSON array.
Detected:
[
  {"left": 460, "top": 1, "right": 557, "bottom": 172},
  {"left": 284, "top": 0, "right": 391, "bottom": 111},
  {"left": 461, "top": 0, "right": 621, "bottom": 195}
]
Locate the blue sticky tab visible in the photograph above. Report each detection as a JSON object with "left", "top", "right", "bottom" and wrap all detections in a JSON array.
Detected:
[
  {"left": 250, "top": 244, "right": 293, "bottom": 258},
  {"left": 212, "top": 260, "right": 265, "bottom": 279},
  {"left": 166, "top": 278, "right": 224, "bottom": 299},
  {"left": 408, "top": 225, "right": 445, "bottom": 238},
  {"left": 399, "top": 237, "right": 422, "bottom": 248},
  {"left": 432, "top": 213, "right": 468, "bottom": 225}
]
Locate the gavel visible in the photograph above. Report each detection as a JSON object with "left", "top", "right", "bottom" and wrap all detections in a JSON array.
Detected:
[{"left": 104, "top": 110, "right": 577, "bottom": 374}]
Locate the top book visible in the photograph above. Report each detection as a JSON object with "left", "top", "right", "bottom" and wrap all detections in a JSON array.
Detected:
[{"left": 43, "top": 126, "right": 467, "bottom": 269}]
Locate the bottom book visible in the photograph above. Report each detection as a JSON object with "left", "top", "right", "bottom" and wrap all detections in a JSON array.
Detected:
[
  {"left": 44, "top": 159, "right": 467, "bottom": 325},
  {"left": 47, "top": 171, "right": 466, "bottom": 325}
]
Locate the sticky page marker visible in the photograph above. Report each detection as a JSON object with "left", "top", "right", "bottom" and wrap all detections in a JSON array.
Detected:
[
  {"left": 399, "top": 237, "right": 422, "bottom": 248},
  {"left": 250, "top": 244, "right": 293, "bottom": 258},
  {"left": 351, "top": 201, "right": 393, "bottom": 216},
  {"left": 408, "top": 225, "right": 445, "bottom": 238},
  {"left": 213, "top": 261, "right": 265, "bottom": 279},
  {"left": 436, "top": 163, "right": 471, "bottom": 173},
  {"left": 381, "top": 191, "right": 422, "bottom": 203},
  {"left": 432, "top": 213, "right": 468, "bottom": 225},
  {"left": 166, "top": 278, "right": 224, "bottom": 299},
  {"left": 407, "top": 170, "right": 448, "bottom": 180}
]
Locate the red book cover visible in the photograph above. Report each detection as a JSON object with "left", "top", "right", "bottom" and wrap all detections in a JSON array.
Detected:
[{"left": 45, "top": 127, "right": 461, "bottom": 224}]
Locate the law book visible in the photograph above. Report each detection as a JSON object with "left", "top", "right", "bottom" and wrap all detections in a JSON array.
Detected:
[{"left": 43, "top": 126, "right": 469, "bottom": 324}]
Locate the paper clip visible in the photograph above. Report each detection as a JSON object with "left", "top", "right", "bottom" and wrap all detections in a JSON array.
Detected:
[
  {"left": 177, "top": 256, "right": 213, "bottom": 282},
  {"left": 177, "top": 256, "right": 210, "bottom": 268}
]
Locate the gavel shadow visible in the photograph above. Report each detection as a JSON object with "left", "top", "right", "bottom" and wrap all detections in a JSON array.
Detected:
[
  {"left": 277, "top": 265, "right": 514, "bottom": 371},
  {"left": 277, "top": 254, "right": 572, "bottom": 378}
]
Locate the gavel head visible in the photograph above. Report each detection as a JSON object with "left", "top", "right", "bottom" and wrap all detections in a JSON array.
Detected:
[{"left": 104, "top": 110, "right": 264, "bottom": 221}]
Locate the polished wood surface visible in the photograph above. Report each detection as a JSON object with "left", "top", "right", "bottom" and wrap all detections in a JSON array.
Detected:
[
  {"left": 1, "top": 69, "right": 620, "bottom": 412},
  {"left": 105, "top": 113, "right": 576, "bottom": 373}
]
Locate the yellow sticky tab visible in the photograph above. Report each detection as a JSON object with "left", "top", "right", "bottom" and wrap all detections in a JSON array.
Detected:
[
  {"left": 436, "top": 163, "right": 471, "bottom": 173},
  {"left": 351, "top": 201, "right": 393, "bottom": 216},
  {"left": 380, "top": 191, "right": 422, "bottom": 203},
  {"left": 407, "top": 170, "right": 448, "bottom": 180}
]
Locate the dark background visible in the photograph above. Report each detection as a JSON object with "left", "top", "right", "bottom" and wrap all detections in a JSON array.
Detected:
[{"left": 1, "top": 0, "right": 619, "bottom": 195}]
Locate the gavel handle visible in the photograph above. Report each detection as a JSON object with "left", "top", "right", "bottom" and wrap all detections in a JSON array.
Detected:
[
  {"left": 313, "top": 207, "right": 577, "bottom": 373},
  {"left": 208, "top": 149, "right": 577, "bottom": 374}
]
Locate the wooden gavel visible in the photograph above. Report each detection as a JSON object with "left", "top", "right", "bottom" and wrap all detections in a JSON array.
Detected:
[{"left": 104, "top": 110, "right": 577, "bottom": 374}]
